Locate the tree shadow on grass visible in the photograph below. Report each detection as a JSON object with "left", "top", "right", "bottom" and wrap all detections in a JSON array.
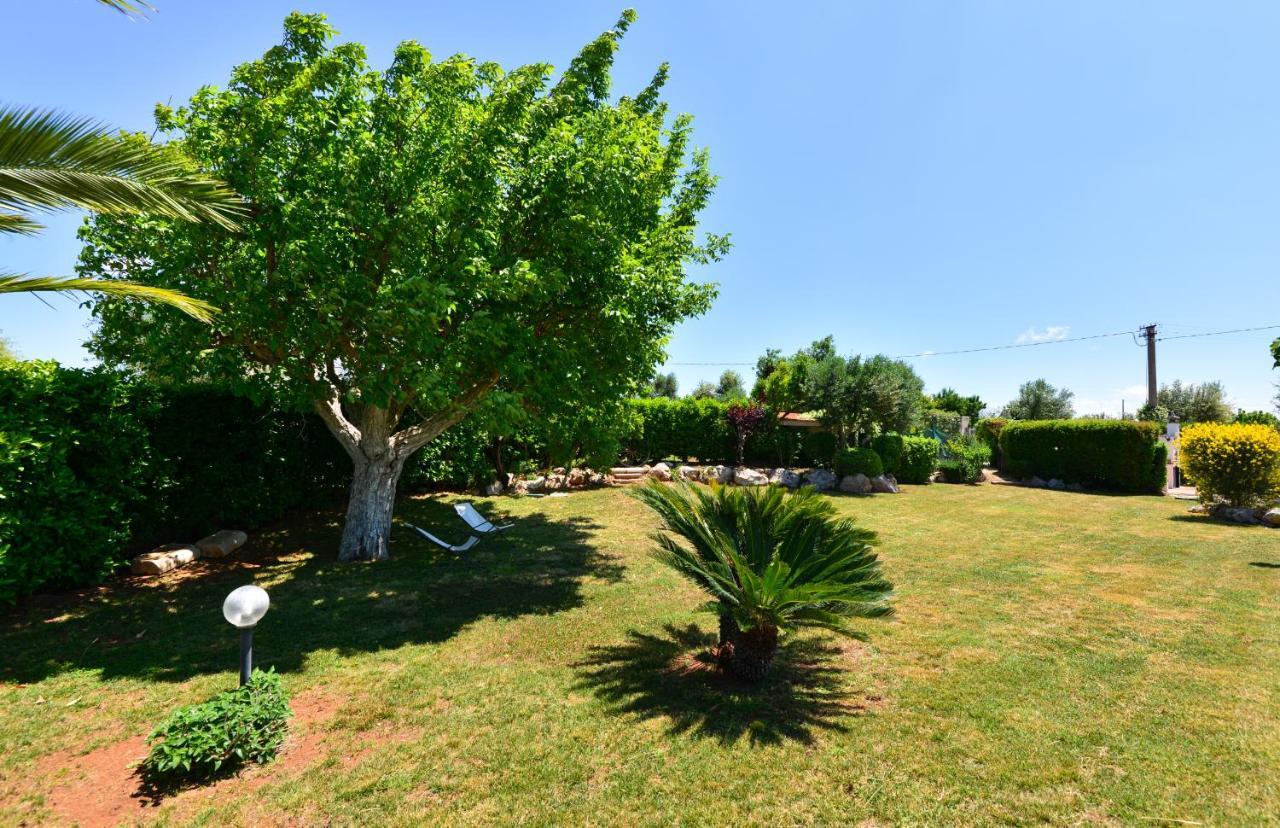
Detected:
[
  {"left": 1167, "top": 514, "right": 1267, "bottom": 528},
  {"left": 572, "top": 622, "right": 876, "bottom": 746},
  {"left": 1249, "top": 561, "right": 1280, "bottom": 569},
  {"left": 0, "top": 496, "right": 623, "bottom": 685}
]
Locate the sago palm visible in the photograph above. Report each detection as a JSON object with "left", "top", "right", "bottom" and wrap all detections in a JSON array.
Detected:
[
  {"left": 633, "top": 481, "right": 894, "bottom": 681},
  {"left": 1, "top": 105, "right": 244, "bottom": 321}
]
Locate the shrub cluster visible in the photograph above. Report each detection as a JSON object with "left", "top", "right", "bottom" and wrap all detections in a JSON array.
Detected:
[
  {"left": 1000, "top": 419, "right": 1166, "bottom": 493},
  {"left": 870, "top": 433, "right": 904, "bottom": 475},
  {"left": 897, "top": 436, "right": 941, "bottom": 484},
  {"left": 1180, "top": 423, "right": 1280, "bottom": 508},
  {"left": 622, "top": 397, "right": 835, "bottom": 467},
  {"left": 835, "top": 447, "right": 883, "bottom": 478},
  {"left": 142, "top": 669, "right": 290, "bottom": 784},
  {"left": 938, "top": 436, "right": 991, "bottom": 483},
  {"left": 974, "top": 417, "right": 1007, "bottom": 468}
]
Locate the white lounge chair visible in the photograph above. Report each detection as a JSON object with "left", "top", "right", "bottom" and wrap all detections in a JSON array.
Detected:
[
  {"left": 454, "top": 502, "right": 514, "bottom": 535},
  {"left": 402, "top": 522, "right": 479, "bottom": 553}
]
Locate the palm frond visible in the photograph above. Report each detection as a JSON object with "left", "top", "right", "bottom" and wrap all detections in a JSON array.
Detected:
[
  {"left": 0, "top": 210, "right": 41, "bottom": 235},
  {"left": 0, "top": 106, "right": 244, "bottom": 232},
  {"left": 97, "top": 0, "right": 155, "bottom": 19},
  {"left": 0, "top": 273, "right": 217, "bottom": 322}
]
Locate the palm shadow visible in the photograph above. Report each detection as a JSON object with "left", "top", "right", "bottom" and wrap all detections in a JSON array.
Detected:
[
  {"left": 0, "top": 496, "right": 623, "bottom": 685},
  {"left": 573, "top": 622, "right": 876, "bottom": 746}
]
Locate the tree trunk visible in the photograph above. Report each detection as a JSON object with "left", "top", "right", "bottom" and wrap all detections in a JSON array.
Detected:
[
  {"left": 338, "top": 452, "right": 404, "bottom": 562},
  {"left": 726, "top": 624, "right": 778, "bottom": 682}
]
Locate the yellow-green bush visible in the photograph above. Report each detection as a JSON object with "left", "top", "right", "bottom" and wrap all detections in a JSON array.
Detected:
[{"left": 1180, "top": 423, "right": 1280, "bottom": 508}]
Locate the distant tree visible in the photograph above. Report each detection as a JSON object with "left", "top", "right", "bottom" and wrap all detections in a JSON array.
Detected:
[
  {"left": 649, "top": 372, "right": 678, "bottom": 399},
  {"left": 689, "top": 381, "right": 718, "bottom": 399},
  {"left": 930, "top": 387, "right": 984, "bottom": 419},
  {"left": 715, "top": 369, "right": 747, "bottom": 402},
  {"left": 1137, "top": 403, "right": 1169, "bottom": 424},
  {"left": 78, "top": 12, "right": 725, "bottom": 562},
  {"left": 1235, "top": 409, "right": 1280, "bottom": 429},
  {"left": 1157, "top": 380, "right": 1232, "bottom": 424},
  {"left": 804, "top": 352, "right": 924, "bottom": 453},
  {"left": 1002, "top": 379, "right": 1074, "bottom": 420},
  {"left": 0, "top": 335, "right": 15, "bottom": 362}
]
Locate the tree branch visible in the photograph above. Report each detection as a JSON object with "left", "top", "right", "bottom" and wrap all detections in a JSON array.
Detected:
[
  {"left": 313, "top": 382, "right": 363, "bottom": 461},
  {"left": 391, "top": 372, "right": 500, "bottom": 457}
]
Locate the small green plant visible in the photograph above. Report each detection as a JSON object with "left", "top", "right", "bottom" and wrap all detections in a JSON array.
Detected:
[
  {"left": 142, "top": 669, "right": 291, "bottom": 784},
  {"left": 1138, "top": 403, "right": 1169, "bottom": 424},
  {"left": 632, "top": 482, "right": 893, "bottom": 681},
  {"left": 897, "top": 436, "right": 941, "bottom": 484},
  {"left": 1234, "top": 409, "right": 1280, "bottom": 429},
  {"left": 834, "top": 447, "right": 883, "bottom": 478},
  {"left": 939, "top": 436, "right": 991, "bottom": 483},
  {"left": 870, "top": 433, "right": 904, "bottom": 474}
]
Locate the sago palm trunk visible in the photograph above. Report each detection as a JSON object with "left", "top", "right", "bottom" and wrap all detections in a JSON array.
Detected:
[{"left": 727, "top": 623, "right": 778, "bottom": 682}]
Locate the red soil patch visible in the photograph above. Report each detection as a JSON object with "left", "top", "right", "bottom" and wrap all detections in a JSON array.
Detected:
[{"left": 32, "top": 688, "right": 343, "bottom": 827}]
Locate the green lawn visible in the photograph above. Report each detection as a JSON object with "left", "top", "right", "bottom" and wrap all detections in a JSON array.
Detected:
[{"left": 2, "top": 483, "right": 1278, "bottom": 825}]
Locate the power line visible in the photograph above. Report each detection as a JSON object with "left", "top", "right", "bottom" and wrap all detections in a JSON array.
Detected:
[
  {"left": 1156, "top": 323, "right": 1280, "bottom": 342},
  {"left": 665, "top": 323, "right": 1278, "bottom": 367}
]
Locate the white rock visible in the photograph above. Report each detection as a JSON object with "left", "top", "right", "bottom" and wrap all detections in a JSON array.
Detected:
[
  {"left": 677, "top": 465, "right": 699, "bottom": 482},
  {"left": 544, "top": 474, "right": 566, "bottom": 491},
  {"left": 870, "top": 475, "right": 899, "bottom": 494},
  {"left": 1047, "top": 478, "right": 1067, "bottom": 490},
  {"left": 481, "top": 480, "right": 505, "bottom": 496},
  {"left": 803, "top": 469, "right": 838, "bottom": 491},
  {"left": 706, "top": 465, "right": 733, "bottom": 485},
  {"left": 1262, "top": 508, "right": 1280, "bottom": 527},
  {"left": 839, "top": 473, "right": 872, "bottom": 494},
  {"left": 131, "top": 553, "right": 177, "bottom": 576},
  {"left": 587, "top": 472, "right": 607, "bottom": 487},
  {"left": 733, "top": 467, "right": 769, "bottom": 486},
  {"left": 525, "top": 476, "right": 546, "bottom": 493},
  {"left": 1026, "top": 477, "right": 1047, "bottom": 488},
  {"left": 770, "top": 468, "right": 801, "bottom": 489},
  {"left": 196, "top": 531, "right": 246, "bottom": 559},
  {"left": 649, "top": 462, "right": 673, "bottom": 482}
]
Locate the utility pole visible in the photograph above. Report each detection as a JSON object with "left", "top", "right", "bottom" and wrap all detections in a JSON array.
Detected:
[{"left": 1140, "top": 323, "right": 1158, "bottom": 407}]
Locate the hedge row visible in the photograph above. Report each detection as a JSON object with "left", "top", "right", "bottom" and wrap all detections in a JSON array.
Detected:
[
  {"left": 999, "top": 419, "right": 1166, "bottom": 493},
  {"left": 0, "top": 362, "right": 533, "bottom": 604},
  {"left": 621, "top": 398, "right": 836, "bottom": 467}
]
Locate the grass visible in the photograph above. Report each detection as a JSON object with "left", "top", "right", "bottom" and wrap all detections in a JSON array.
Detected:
[{"left": 1, "top": 482, "right": 1278, "bottom": 825}]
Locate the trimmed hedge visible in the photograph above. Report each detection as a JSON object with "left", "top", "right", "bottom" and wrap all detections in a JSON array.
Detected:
[
  {"left": 1181, "top": 422, "right": 1280, "bottom": 508},
  {"left": 898, "top": 436, "right": 941, "bottom": 484},
  {"left": 622, "top": 398, "right": 835, "bottom": 467},
  {"left": 835, "top": 447, "right": 883, "bottom": 478},
  {"left": 871, "top": 433, "right": 904, "bottom": 475},
  {"left": 1000, "top": 419, "right": 1165, "bottom": 493}
]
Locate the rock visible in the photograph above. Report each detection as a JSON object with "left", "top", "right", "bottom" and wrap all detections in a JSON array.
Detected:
[
  {"left": 803, "top": 468, "right": 838, "bottom": 491},
  {"left": 525, "top": 476, "right": 546, "bottom": 493},
  {"left": 1187, "top": 503, "right": 1209, "bottom": 514},
  {"left": 512, "top": 479, "right": 529, "bottom": 495},
  {"left": 481, "top": 479, "right": 505, "bottom": 496},
  {"left": 1047, "top": 478, "right": 1067, "bottom": 490},
  {"left": 870, "top": 475, "right": 899, "bottom": 494},
  {"left": 1213, "top": 505, "right": 1259, "bottom": 524},
  {"left": 567, "top": 468, "right": 587, "bottom": 487},
  {"left": 196, "top": 530, "right": 246, "bottom": 559},
  {"left": 1026, "top": 477, "right": 1047, "bottom": 488},
  {"left": 553, "top": 467, "right": 567, "bottom": 475},
  {"left": 734, "top": 467, "right": 769, "bottom": 486},
  {"left": 840, "top": 473, "right": 872, "bottom": 494},
  {"left": 1066, "top": 482, "right": 1084, "bottom": 492},
  {"left": 770, "top": 468, "right": 801, "bottom": 489},
  {"left": 587, "top": 472, "right": 607, "bottom": 487},
  {"left": 649, "top": 462, "right": 673, "bottom": 482},
  {"left": 677, "top": 465, "right": 699, "bottom": 482},
  {"left": 131, "top": 552, "right": 177, "bottom": 576},
  {"left": 929, "top": 470, "right": 945, "bottom": 483},
  {"left": 1262, "top": 509, "right": 1280, "bottom": 527},
  {"left": 705, "top": 465, "right": 733, "bottom": 485},
  {"left": 544, "top": 474, "right": 566, "bottom": 491}
]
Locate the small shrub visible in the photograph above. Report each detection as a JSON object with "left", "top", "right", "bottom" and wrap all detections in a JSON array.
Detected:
[
  {"left": 974, "top": 417, "right": 1007, "bottom": 468},
  {"left": 1234, "top": 410, "right": 1280, "bottom": 429},
  {"left": 871, "top": 433, "right": 904, "bottom": 474},
  {"left": 1138, "top": 403, "right": 1169, "bottom": 425},
  {"left": 940, "top": 436, "right": 990, "bottom": 483},
  {"left": 898, "top": 436, "right": 941, "bottom": 484},
  {"left": 835, "top": 447, "right": 883, "bottom": 478},
  {"left": 1180, "top": 423, "right": 1280, "bottom": 509},
  {"left": 142, "top": 670, "right": 291, "bottom": 784}
]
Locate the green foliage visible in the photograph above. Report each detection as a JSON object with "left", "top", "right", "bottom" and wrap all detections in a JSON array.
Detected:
[
  {"left": 0, "top": 335, "right": 15, "bottom": 362},
  {"left": 802, "top": 347, "right": 925, "bottom": 453},
  {"left": 897, "top": 436, "right": 940, "bottom": 484},
  {"left": 835, "top": 447, "right": 883, "bottom": 479},
  {"left": 1000, "top": 420, "right": 1165, "bottom": 492},
  {"left": 870, "top": 433, "right": 904, "bottom": 475},
  {"left": 715, "top": 370, "right": 746, "bottom": 403},
  {"left": 142, "top": 669, "right": 290, "bottom": 784},
  {"left": 925, "top": 409, "right": 963, "bottom": 437},
  {"left": 689, "top": 381, "right": 717, "bottom": 400},
  {"left": 1137, "top": 403, "right": 1169, "bottom": 424},
  {"left": 930, "top": 388, "right": 984, "bottom": 418},
  {"left": 1002, "top": 379, "right": 1074, "bottom": 420},
  {"left": 0, "top": 361, "right": 149, "bottom": 604},
  {"left": 939, "top": 436, "right": 990, "bottom": 483},
  {"left": 974, "top": 417, "right": 1008, "bottom": 469},
  {"left": 623, "top": 397, "right": 833, "bottom": 467},
  {"left": 1233, "top": 409, "right": 1279, "bottom": 429},
  {"left": 1180, "top": 423, "right": 1280, "bottom": 509},
  {"left": 632, "top": 481, "right": 893, "bottom": 679},
  {"left": 78, "top": 11, "right": 725, "bottom": 559},
  {"left": 649, "top": 372, "right": 678, "bottom": 399},
  {"left": 1157, "top": 380, "right": 1232, "bottom": 424}
]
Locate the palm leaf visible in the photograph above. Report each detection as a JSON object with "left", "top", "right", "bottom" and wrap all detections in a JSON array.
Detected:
[
  {"left": 97, "top": 0, "right": 156, "bottom": 19},
  {"left": 0, "top": 106, "right": 244, "bottom": 233},
  {"left": 0, "top": 273, "right": 216, "bottom": 322}
]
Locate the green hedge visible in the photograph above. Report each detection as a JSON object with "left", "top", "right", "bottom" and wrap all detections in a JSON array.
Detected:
[
  {"left": 835, "top": 447, "right": 883, "bottom": 478},
  {"left": 897, "top": 436, "right": 941, "bottom": 484},
  {"left": 621, "top": 398, "right": 835, "bottom": 467},
  {"left": 999, "top": 419, "right": 1165, "bottom": 492}
]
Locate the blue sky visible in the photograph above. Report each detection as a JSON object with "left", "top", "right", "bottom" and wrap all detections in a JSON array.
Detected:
[{"left": 4, "top": 0, "right": 1278, "bottom": 415}]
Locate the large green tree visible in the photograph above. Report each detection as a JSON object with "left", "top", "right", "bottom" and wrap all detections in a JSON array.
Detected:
[
  {"left": 805, "top": 352, "right": 924, "bottom": 452},
  {"left": 1157, "top": 380, "right": 1232, "bottom": 424},
  {"left": 78, "top": 11, "right": 726, "bottom": 561},
  {"left": 1002, "top": 379, "right": 1074, "bottom": 420}
]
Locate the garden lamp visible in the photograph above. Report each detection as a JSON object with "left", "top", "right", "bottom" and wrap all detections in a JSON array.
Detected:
[{"left": 223, "top": 585, "right": 270, "bottom": 686}]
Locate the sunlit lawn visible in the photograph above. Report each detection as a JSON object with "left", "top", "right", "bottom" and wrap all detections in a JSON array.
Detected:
[{"left": 1, "top": 482, "right": 1277, "bottom": 825}]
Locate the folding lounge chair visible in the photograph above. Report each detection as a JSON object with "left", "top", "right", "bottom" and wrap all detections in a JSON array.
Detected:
[
  {"left": 454, "top": 502, "right": 514, "bottom": 535},
  {"left": 402, "top": 522, "right": 479, "bottom": 553}
]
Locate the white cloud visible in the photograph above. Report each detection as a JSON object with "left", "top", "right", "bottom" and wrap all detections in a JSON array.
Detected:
[
  {"left": 1016, "top": 325, "right": 1071, "bottom": 344},
  {"left": 1119, "top": 384, "right": 1148, "bottom": 399}
]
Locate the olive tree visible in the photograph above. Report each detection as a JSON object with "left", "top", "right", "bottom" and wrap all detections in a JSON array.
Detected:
[{"left": 78, "top": 11, "right": 725, "bottom": 561}]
